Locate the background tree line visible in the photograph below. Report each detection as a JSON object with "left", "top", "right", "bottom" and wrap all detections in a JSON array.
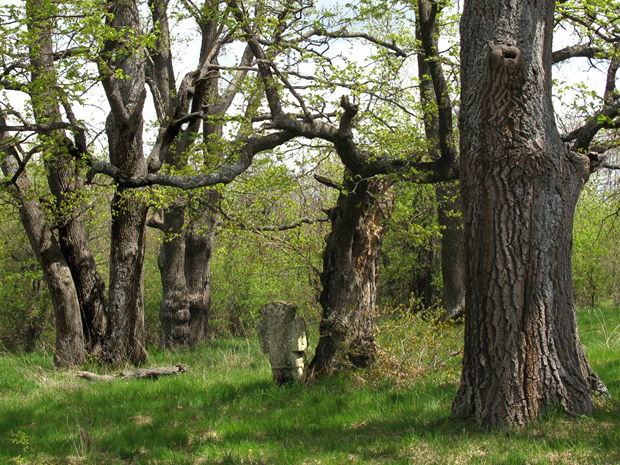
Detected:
[{"left": 2, "top": 160, "right": 619, "bottom": 351}]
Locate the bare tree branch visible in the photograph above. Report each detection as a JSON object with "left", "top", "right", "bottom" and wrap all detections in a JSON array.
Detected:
[
  {"left": 0, "top": 122, "right": 76, "bottom": 132},
  {"left": 314, "top": 174, "right": 340, "bottom": 189},
  {"left": 552, "top": 45, "right": 606, "bottom": 64},
  {"left": 207, "top": 198, "right": 329, "bottom": 231},
  {"left": 279, "top": 27, "right": 408, "bottom": 57}
]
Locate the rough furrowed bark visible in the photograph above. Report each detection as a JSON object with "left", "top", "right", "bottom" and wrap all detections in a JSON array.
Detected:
[
  {"left": 452, "top": 0, "right": 605, "bottom": 427},
  {"left": 45, "top": 266, "right": 85, "bottom": 367},
  {"left": 307, "top": 176, "right": 394, "bottom": 376},
  {"left": 46, "top": 155, "right": 108, "bottom": 356},
  {"left": 185, "top": 210, "right": 217, "bottom": 346},
  {"left": 105, "top": 190, "right": 148, "bottom": 365},
  {"left": 158, "top": 202, "right": 191, "bottom": 348},
  {"left": 155, "top": 196, "right": 219, "bottom": 348},
  {"left": 58, "top": 210, "right": 108, "bottom": 356},
  {"left": 152, "top": 190, "right": 218, "bottom": 348},
  {"left": 22, "top": 207, "right": 85, "bottom": 368},
  {"left": 101, "top": 0, "right": 149, "bottom": 365}
]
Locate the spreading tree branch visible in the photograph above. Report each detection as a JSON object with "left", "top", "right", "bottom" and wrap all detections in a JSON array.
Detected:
[
  {"left": 88, "top": 130, "right": 296, "bottom": 189},
  {"left": 314, "top": 174, "right": 340, "bottom": 190},
  {"left": 228, "top": 0, "right": 458, "bottom": 182}
]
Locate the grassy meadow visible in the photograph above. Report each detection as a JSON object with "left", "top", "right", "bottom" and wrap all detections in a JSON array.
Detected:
[{"left": 0, "top": 306, "right": 618, "bottom": 465}]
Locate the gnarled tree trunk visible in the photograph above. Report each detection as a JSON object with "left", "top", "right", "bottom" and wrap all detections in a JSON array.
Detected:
[
  {"left": 185, "top": 205, "right": 218, "bottom": 345},
  {"left": 307, "top": 175, "right": 393, "bottom": 375},
  {"left": 146, "top": 0, "right": 230, "bottom": 348},
  {"left": 157, "top": 202, "right": 191, "bottom": 348},
  {"left": 452, "top": 0, "right": 605, "bottom": 427},
  {"left": 154, "top": 192, "right": 218, "bottom": 348}
]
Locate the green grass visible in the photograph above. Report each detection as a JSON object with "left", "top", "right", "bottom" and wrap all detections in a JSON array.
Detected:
[{"left": 0, "top": 307, "right": 619, "bottom": 465}]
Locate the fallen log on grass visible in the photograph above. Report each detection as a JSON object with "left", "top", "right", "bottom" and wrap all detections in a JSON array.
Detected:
[{"left": 76, "top": 364, "right": 190, "bottom": 381}]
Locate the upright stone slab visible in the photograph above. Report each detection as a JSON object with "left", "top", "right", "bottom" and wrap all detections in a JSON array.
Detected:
[{"left": 256, "top": 302, "right": 307, "bottom": 384}]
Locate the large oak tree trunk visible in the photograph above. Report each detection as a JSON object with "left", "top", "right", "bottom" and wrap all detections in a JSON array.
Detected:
[
  {"left": 452, "top": 0, "right": 605, "bottom": 427},
  {"left": 106, "top": 189, "right": 148, "bottom": 364},
  {"left": 102, "top": 0, "right": 149, "bottom": 365},
  {"left": 157, "top": 202, "right": 191, "bottom": 348},
  {"left": 185, "top": 207, "right": 217, "bottom": 345},
  {"left": 308, "top": 176, "right": 393, "bottom": 375}
]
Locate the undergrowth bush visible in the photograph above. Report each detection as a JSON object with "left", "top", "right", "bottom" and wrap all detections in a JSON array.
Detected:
[
  {"left": 372, "top": 306, "right": 463, "bottom": 386},
  {"left": 0, "top": 257, "right": 54, "bottom": 353}
]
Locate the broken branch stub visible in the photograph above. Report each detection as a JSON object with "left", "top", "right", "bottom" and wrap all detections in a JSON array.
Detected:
[{"left": 256, "top": 302, "right": 307, "bottom": 384}]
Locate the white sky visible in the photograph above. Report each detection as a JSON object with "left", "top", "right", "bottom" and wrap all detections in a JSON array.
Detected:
[{"left": 0, "top": 0, "right": 613, "bottom": 155}]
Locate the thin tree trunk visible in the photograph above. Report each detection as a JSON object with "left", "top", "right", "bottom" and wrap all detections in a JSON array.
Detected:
[
  {"left": 436, "top": 181, "right": 465, "bottom": 321},
  {"left": 308, "top": 175, "right": 393, "bottom": 375},
  {"left": 452, "top": 0, "right": 605, "bottom": 427},
  {"left": 416, "top": 2, "right": 465, "bottom": 321}
]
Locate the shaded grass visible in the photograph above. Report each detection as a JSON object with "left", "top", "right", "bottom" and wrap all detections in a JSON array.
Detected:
[{"left": 0, "top": 307, "right": 618, "bottom": 464}]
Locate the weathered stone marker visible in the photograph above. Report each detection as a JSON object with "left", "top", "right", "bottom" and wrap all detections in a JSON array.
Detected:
[{"left": 256, "top": 302, "right": 307, "bottom": 384}]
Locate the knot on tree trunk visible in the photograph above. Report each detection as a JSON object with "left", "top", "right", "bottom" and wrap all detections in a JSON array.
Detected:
[
  {"left": 481, "top": 43, "right": 526, "bottom": 145},
  {"left": 489, "top": 44, "right": 524, "bottom": 86}
]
